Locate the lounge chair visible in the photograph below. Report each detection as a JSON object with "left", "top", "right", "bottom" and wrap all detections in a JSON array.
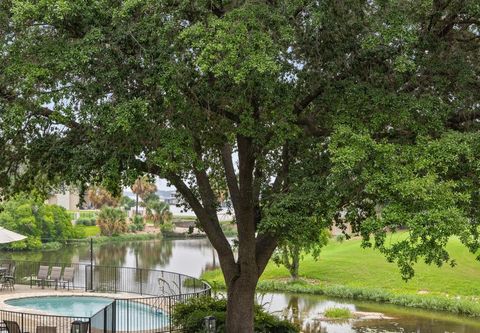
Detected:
[
  {"left": 59, "top": 267, "right": 74, "bottom": 290},
  {"left": 36, "top": 327, "right": 56, "bottom": 333},
  {"left": 30, "top": 266, "right": 49, "bottom": 288},
  {"left": 46, "top": 266, "right": 62, "bottom": 289},
  {"left": 4, "top": 320, "right": 29, "bottom": 333}
]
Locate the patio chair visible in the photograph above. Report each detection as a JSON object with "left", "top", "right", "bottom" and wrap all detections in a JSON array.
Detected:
[
  {"left": 4, "top": 320, "right": 29, "bottom": 333},
  {"left": 30, "top": 265, "right": 49, "bottom": 288},
  {"left": 59, "top": 267, "right": 74, "bottom": 290},
  {"left": 46, "top": 266, "right": 62, "bottom": 289},
  {"left": 36, "top": 327, "right": 56, "bottom": 333},
  {"left": 0, "top": 263, "right": 10, "bottom": 275},
  {"left": 3, "top": 265, "right": 16, "bottom": 290},
  {"left": 0, "top": 275, "right": 9, "bottom": 291}
]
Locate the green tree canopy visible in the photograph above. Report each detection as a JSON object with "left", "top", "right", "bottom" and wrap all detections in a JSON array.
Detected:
[
  {"left": 0, "top": 195, "right": 80, "bottom": 249},
  {"left": 1, "top": 0, "right": 479, "bottom": 331}
]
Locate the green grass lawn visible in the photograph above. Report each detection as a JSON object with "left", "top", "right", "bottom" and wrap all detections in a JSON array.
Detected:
[
  {"left": 84, "top": 226, "right": 100, "bottom": 237},
  {"left": 203, "top": 235, "right": 480, "bottom": 298}
]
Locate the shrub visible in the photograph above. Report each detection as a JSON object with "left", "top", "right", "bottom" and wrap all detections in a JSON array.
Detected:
[
  {"left": 76, "top": 218, "right": 96, "bottom": 226},
  {"left": 72, "top": 225, "right": 87, "bottom": 238},
  {"left": 131, "top": 215, "right": 145, "bottom": 232},
  {"left": 335, "top": 234, "right": 346, "bottom": 243},
  {"left": 160, "top": 223, "right": 175, "bottom": 233},
  {"left": 172, "top": 296, "right": 299, "bottom": 333},
  {"left": 96, "top": 207, "right": 128, "bottom": 236}
]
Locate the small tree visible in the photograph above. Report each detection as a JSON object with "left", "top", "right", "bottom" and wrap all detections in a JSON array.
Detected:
[
  {"left": 96, "top": 207, "right": 128, "bottom": 236},
  {"left": 273, "top": 229, "right": 329, "bottom": 280}
]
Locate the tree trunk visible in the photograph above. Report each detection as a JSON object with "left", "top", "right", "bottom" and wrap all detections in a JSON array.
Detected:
[
  {"left": 225, "top": 273, "right": 258, "bottom": 333},
  {"left": 135, "top": 193, "right": 139, "bottom": 215},
  {"left": 290, "top": 246, "right": 300, "bottom": 280}
]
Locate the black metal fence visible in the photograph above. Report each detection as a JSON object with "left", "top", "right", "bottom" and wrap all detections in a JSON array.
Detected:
[
  {"left": 0, "top": 309, "right": 90, "bottom": 333},
  {"left": 0, "top": 260, "right": 211, "bottom": 333}
]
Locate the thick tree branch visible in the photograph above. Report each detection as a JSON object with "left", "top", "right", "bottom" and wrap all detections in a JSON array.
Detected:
[
  {"left": 293, "top": 85, "right": 324, "bottom": 115},
  {"left": 255, "top": 233, "right": 278, "bottom": 277},
  {"left": 137, "top": 161, "right": 235, "bottom": 265},
  {"left": 192, "top": 137, "right": 221, "bottom": 218},
  {"left": 183, "top": 84, "right": 240, "bottom": 123}
]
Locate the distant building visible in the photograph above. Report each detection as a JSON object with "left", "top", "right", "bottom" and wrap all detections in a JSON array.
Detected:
[
  {"left": 47, "top": 189, "right": 92, "bottom": 210},
  {"left": 123, "top": 189, "right": 179, "bottom": 205},
  {"left": 161, "top": 191, "right": 179, "bottom": 205}
]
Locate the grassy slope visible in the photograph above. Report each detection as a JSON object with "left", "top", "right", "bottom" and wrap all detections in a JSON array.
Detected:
[
  {"left": 83, "top": 226, "right": 100, "bottom": 237},
  {"left": 202, "top": 235, "right": 480, "bottom": 314}
]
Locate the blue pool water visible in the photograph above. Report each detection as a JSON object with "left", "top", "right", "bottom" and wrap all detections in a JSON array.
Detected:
[
  {"left": 5, "top": 296, "right": 169, "bottom": 330},
  {"left": 6, "top": 296, "right": 113, "bottom": 317}
]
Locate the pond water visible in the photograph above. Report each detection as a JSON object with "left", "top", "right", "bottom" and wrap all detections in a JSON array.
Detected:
[{"left": 2, "top": 238, "right": 479, "bottom": 332}]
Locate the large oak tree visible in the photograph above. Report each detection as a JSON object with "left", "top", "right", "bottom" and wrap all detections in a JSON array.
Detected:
[{"left": 1, "top": 1, "right": 480, "bottom": 331}]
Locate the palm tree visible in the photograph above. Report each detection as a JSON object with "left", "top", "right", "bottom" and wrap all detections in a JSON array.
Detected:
[
  {"left": 131, "top": 176, "right": 157, "bottom": 215},
  {"left": 142, "top": 194, "right": 172, "bottom": 226}
]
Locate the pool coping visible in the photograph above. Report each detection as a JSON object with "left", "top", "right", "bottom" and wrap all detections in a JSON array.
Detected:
[{"left": 0, "top": 287, "right": 150, "bottom": 317}]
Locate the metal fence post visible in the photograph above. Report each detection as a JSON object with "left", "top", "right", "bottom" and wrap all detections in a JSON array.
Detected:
[
  {"left": 126, "top": 300, "right": 129, "bottom": 333},
  {"left": 90, "top": 238, "right": 94, "bottom": 291},
  {"left": 112, "top": 300, "right": 117, "bottom": 333},
  {"left": 178, "top": 274, "right": 182, "bottom": 295},
  {"left": 139, "top": 269, "right": 142, "bottom": 295},
  {"left": 85, "top": 266, "right": 88, "bottom": 292},
  {"left": 168, "top": 296, "right": 172, "bottom": 333},
  {"left": 103, "top": 307, "right": 107, "bottom": 333}
]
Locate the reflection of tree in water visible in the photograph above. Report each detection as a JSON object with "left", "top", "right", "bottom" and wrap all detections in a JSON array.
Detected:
[
  {"left": 132, "top": 240, "right": 173, "bottom": 269},
  {"left": 263, "top": 295, "right": 325, "bottom": 333},
  {"left": 200, "top": 247, "right": 220, "bottom": 276},
  {"left": 6, "top": 244, "right": 77, "bottom": 264},
  {"left": 130, "top": 240, "right": 173, "bottom": 284},
  {"left": 91, "top": 243, "right": 128, "bottom": 287},
  {"left": 95, "top": 243, "right": 128, "bottom": 267}
]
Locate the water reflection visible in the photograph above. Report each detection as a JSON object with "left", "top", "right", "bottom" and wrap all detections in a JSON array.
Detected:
[
  {"left": 1, "top": 238, "right": 479, "bottom": 332},
  {"left": 2, "top": 238, "right": 219, "bottom": 277},
  {"left": 260, "top": 292, "right": 480, "bottom": 333}
]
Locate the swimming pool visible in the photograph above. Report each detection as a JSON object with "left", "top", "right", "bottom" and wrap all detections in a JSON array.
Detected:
[
  {"left": 6, "top": 296, "right": 113, "bottom": 317},
  {"left": 5, "top": 296, "right": 169, "bottom": 330}
]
